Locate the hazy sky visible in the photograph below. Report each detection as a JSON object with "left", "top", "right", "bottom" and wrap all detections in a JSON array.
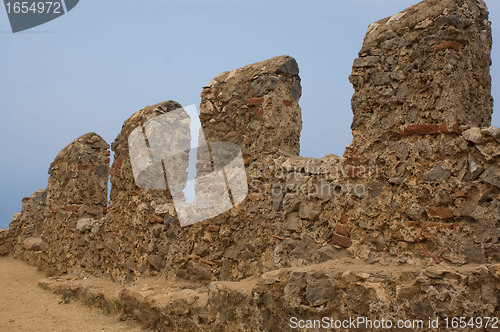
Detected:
[{"left": 1, "top": 0, "right": 499, "bottom": 229}]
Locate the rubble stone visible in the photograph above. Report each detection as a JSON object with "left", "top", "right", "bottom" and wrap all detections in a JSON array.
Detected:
[
  {"left": 40, "top": 132, "right": 110, "bottom": 274},
  {"left": 462, "top": 127, "right": 485, "bottom": 144},
  {"left": 1, "top": 0, "right": 500, "bottom": 329}
]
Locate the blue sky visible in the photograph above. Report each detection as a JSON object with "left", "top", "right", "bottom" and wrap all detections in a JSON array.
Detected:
[{"left": 1, "top": 0, "right": 499, "bottom": 229}]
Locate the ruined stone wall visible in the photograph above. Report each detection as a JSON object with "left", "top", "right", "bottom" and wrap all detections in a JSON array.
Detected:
[
  {"left": 90, "top": 57, "right": 316, "bottom": 283},
  {"left": 0, "top": 189, "right": 47, "bottom": 263},
  {"left": 98, "top": 101, "right": 183, "bottom": 281},
  {"left": 0, "top": 1, "right": 499, "bottom": 322},
  {"left": 1, "top": 0, "right": 500, "bottom": 329},
  {"left": 39, "top": 133, "right": 110, "bottom": 274},
  {"left": 199, "top": 55, "right": 302, "bottom": 161},
  {"left": 341, "top": 0, "right": 499, "bottom": 265}
]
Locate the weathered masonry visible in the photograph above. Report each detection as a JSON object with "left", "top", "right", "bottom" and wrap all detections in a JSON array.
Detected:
[{"left": 1, "top": 0, "right": 499, "bottom": 330}]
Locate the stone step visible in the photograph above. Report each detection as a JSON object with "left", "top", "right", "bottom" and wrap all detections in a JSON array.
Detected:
[{"left": 39, "top": 258, "right": 500, "bottom": 331}]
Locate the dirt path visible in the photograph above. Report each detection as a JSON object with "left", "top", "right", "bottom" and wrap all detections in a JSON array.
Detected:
[{"left": 0, "top": 256, "right": 145, "bottom": 332}]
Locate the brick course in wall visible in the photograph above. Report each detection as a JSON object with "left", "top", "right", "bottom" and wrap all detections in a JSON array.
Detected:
[{"left": 1, "top": 0, "right": 500, "bottom": 329}]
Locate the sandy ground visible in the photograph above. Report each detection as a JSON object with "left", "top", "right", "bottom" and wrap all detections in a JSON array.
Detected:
[{"left": 0, "top": 256, "right": 145, "bottom": 332}]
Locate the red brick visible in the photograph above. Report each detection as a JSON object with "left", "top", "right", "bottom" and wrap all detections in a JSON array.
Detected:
[
  {"left": 335, "top": 224, "right": 351, "bottom": 237},
  {"left": 403, "top": 125, "right": 440, "bottom": 135},
  {"left": 427, "top": 207, "right": 455, "bottom": 219},
  {"left": 419, "top": 246, "right": 443, "bottom": 263},
  {"left": 223, "top": 131, "right": 239, "bottom": 142},
  {"left": 431, "top": 41, "right": 461, "bottom": 52},
  {"left": 422, "top": 222, "right": 453, "bottom": 231},
  {"left": 347, "top": 166, "right": 361, "bottom": 178},
  {"left": 392, "top": 230, "right": 403, "bottom": 241},
  {"left": 438, "top": 123, "right": 448, "bottom": 133},
  {"left": 112, "top": 157, "right": 123, "bottom": 169},
  {"left": 331, "top": 234, "right": 352, "bottom": 248},
  {"left": 419, "top": 244, "right": 431, "bottom": 258},
  {"left": 340, "top": 213, "right": 349, "bottom": 224},
  {"left": 75, "top": 164, "right": 90, "bottom": 170},
  {"left": 102, "top": 150, "right": 111, "bottom": 156},
  {"left": 438, "top": 123, "right": 459, "bottom": 134},
  {"left": 148, "top": 214, "right": 163, "bottom": 224},
  {"left": 255, "top": 108, "right": 264, "bottom": 117},
  {"left": 343, "top": 148, "right": 357, "bottom": 159},
  {"left": 432, "top": 253, "right": 442, "bottom": 264},
  {"left": 454, "top": 189, "right": 466, "bottom": 198},
  {"left": 283, "top": 100, "right": 293, "bottom": 107},
  {"left": 64, "top": 205, "right": 81, "bottom": 212},
  {"left": 207, "top": 225, "right": 220, "bottom": 233},
  {"left": 449, "top": 124, "right": 459, "bottom": 133},
  {"left": 247, "top": 97, "right": 264, "bottom": 106},
  {"left": 109, "top": 169, "right": 122, "bottom": 177}
]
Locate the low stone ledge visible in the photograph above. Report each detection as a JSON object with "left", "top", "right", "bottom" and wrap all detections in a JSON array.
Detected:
[{"left": 38, "top": 259, "right": 500, "bottom": 332}]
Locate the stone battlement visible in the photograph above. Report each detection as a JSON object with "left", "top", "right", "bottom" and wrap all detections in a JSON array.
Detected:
[{"left": 1, "top": 0, "right": 499, "bottom": 330}]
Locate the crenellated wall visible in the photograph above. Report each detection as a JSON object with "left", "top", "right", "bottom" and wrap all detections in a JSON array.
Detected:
[
  {"left": 1, "top": 0, "right": 500, "bottom": 329},
  {"left": 3, "top": 0, "right": 500, "bottom": 278},
  {"left": 343, "top": 0, "right": 498, "bottom": 265},
  {"left": 2, "top": 189, "right": 47, "bottom": 264},
  {"left": 39, "top": 132, "right": 110, "bottom": 274}
]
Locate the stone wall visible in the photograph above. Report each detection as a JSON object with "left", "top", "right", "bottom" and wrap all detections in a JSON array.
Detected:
[
  {"left": 93, "top": 58, "right": 314, "bottom": 283},
  {"left": 1, "top": 189, "right": 47, "bottom": 263},
  {"left": 342, "top": 0, "right": 499, "bottom": 265},
  {"left": 99, "top": 101, "right": 183, "bottom": 281},
  {"left": 199, "top": 55, "right": 302, "bottom": 161},
  {"left": 1, "top": 0, "right": 500, "bottom": 329},
  {"left": 39, "top": 132, "right": 110, "bottom": 274},
  {"left": 3, "top": 0, "right": 499, "bottom": 276}
]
